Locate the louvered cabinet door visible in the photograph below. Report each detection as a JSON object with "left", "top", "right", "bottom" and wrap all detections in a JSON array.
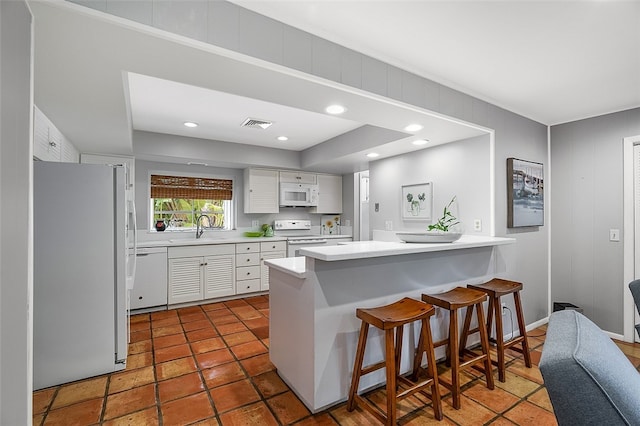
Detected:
[
  {"left": 203, "top": 254, "right": 236, "bottom": 299},
  {"left": 168, "top": 257, "right": 203, "bottom": 304}
]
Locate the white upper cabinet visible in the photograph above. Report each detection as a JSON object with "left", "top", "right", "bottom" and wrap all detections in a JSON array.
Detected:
[
  {"left": 279, "top": 171, "right": 317, "bottom": 184},
  {"left": 33, "top": 106, "right": 62, "bottom": 162},
  {"left": 61, "top": 135, "right": 79, "bottom": 163},
  {"left": 34, "top": 106, "right": 79, "bottom": 163},
  {"left": 244, "top": 168, "right": 279, "bottom": 213},
  {"left": 311, "top": 174, "right": 343, "bottom": 214}
]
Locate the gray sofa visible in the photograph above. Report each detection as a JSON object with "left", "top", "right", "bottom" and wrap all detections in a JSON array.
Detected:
[{"left": 539, "top": 310, "right": 640, "bottom": 425}]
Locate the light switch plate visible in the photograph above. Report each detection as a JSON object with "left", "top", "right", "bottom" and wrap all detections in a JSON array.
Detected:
[{"left": 610, "top": 229, "right": 620, "bottom": 242}]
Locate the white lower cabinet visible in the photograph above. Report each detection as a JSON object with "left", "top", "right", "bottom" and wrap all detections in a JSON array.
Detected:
[
  {"left": 165, "top": 240, "right": 286, "bottom": 306},
  {"left": 236, "top": 243, "right": 261, "bottom": 294},
  {"left": 260, "top": 241, "right": 286, "bottom": 291},
  {"left": 168, "top": 244, "right": 235, "bottom": 305}
]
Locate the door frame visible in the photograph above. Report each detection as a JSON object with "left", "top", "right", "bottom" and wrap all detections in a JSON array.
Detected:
[{"left": 622, "top": 134, "right": 640, "bottom": 342}]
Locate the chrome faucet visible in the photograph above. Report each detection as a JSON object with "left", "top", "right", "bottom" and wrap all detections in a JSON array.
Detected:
[{"left": 195, "top": 214, "right": 211, "bottom": 239}]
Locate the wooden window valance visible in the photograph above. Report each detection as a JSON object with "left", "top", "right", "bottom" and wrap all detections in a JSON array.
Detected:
[{"left": 150, "top": 175, "right": 233, "bottom": 200}]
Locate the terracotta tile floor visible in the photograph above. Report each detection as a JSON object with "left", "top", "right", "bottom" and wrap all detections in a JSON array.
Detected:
[{"left": 32, "top": 295, "right": 640, "bottom": 425}]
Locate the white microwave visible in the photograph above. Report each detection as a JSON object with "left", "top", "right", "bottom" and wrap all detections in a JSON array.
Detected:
[{"left": 280, "top": 183, "right": 319, "bottom": 207}]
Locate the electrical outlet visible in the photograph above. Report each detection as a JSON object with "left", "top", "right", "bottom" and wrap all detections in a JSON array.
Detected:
[
  {"left": 251, "top": 220, "right": 259, "bottom": 228},
  {"left": 385, "top": 220, "right": 393, "bottom": 231},
  {"left": 502, "top": 302, "right": 507, "bottom": 315},
  {"left": 473, "top": 219, "right": 482, "bottom": 232}
]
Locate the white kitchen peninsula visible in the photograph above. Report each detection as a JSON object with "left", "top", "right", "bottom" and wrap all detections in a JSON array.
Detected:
[{"left": 265, "top": 235, "right": 515, "bottom": 412}]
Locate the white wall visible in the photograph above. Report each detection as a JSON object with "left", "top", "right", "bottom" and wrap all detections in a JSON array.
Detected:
[
  {"left": 134, "top": 159, "right": 352, "bottom": 236},
  {"left": 70, "top": 0, "right": 550, "bottom": 326},
  {"left": 0, "top": 0, "right": 33, "bottom": 423},
  {"left": 369, "top": 135, "right": 491, "bottom": 236},
  {"left": 551, "top": 108, "right": 640, "bottom": 333}
]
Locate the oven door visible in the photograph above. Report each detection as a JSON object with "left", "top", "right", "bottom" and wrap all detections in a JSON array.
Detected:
[{"left": 287, "top": 239, "right": 328, "bottom": 257}]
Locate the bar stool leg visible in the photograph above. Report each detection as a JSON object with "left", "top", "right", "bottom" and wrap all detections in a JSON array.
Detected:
[
  {"left": 459, "top": 305, "right": 474, "bottom": 355},
  {"left": 486, "top": 296, "right": 495, "bottom": 341},
  {"left": 493, "top": 295, "right": 507, "bottom": 382},
  {"left": 476, "top": 302, "right": 494, "bottom": 390},
  {"left": 449, "top": 308, "right": 461, "bottom": 409},
  {"left": 421, "top": 318, "right": 443, "bottom": 421},
  {"left": 412, "top": 324, "right": 425, "bottom": 381},
  {"left": 347, "top": 322, "right": 369, "bottom": 411},
  {"left": 385, "top": 328, "right": 397, "bottom": 426},
  {"left": 395, "top": 325, "right": 404, "bottom": 386},
  {"left": 514, "top": 291, "right": 532, "bottom": 368}
]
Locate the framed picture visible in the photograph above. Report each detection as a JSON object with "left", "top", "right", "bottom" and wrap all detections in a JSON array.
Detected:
[
  {"left": 507, "top": 158, "right": 544, "bottom": 227},
  {"left": 402, "top": 182, "right": 433, "bottom": 221}
]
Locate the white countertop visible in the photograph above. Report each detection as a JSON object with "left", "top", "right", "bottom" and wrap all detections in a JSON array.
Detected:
[
  {"left": 138, "top": 236, "right": 288, "bottom": 248},
  {"left": 265, "top": 256, "right": 307, "bottom": 278},
  {"left": 298, "top": 235, "right": 515, "bottom": 261},
  {"left": 137, "top": 233, "right": 352, "bottom": 248}
]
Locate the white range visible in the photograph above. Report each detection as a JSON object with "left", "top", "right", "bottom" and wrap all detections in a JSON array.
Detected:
[{"left": 273, "top": 219, "right": 352, "bottom": 257}]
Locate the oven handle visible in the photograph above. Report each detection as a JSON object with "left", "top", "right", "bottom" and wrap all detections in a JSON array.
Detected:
[{"left": 287, "top": 239, "right": 328, "bottom": 245}]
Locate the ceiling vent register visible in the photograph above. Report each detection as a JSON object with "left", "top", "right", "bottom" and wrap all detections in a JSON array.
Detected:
[{"left": 241, "top": 118, "right": 273, "bottom": 130}]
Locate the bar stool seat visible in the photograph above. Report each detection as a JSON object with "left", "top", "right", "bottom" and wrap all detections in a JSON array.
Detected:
[
  {"left": 414, "top": 287, "right": 494, "bottom": 409},
  {"left": 467, "top": 278, "right": 532, "bottom": 382},
  {"left": 347, "top": 297, "right": 442, "bottom": 425}
]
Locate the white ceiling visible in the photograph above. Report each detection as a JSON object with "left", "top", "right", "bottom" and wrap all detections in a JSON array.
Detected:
[
  {"left": 128, "top": 72, "right": 362, "bottom": 151},
  {"left": 29, "top": 0, "right": 486, "bottom": 173},
  {"left": 29, "top": 0, "right": 639, "bottom": 174},
  {"left": 230, "top": 0, "right": 640, "bottom": 125}
]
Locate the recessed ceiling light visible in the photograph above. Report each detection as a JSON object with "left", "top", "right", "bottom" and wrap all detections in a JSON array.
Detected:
[
  {"left": 325, "top": 104, "right": 346, "bottom": 115},
  {"left": 277, "top": 136, "right": 289, "bottom": 141},
  {"left": 183, "top": 121, "right": 198, "bottom": 128},
  {"left": 412, "top": 139, "right": 429, "bottom": 146},
  {"left": 404, "top": 124, "right": 423, "bottom": 132},
  {"left": 366, "top": 152, "right": 380, "bottom": 158}
]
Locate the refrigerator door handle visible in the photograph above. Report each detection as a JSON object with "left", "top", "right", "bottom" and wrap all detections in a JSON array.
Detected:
[{"left": 126, "top": 195, "right": 137, "bottom": 290}]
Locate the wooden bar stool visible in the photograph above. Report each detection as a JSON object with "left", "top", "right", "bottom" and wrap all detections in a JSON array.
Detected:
[
  {"left": 347, "top": 297, "right": 442, "bottom": 425},
  {"left": 467, "top": 278, "right": 532, "bottom": 382},
  {"left": 414, "top": 287, "right": 494, "bottom": 409}
]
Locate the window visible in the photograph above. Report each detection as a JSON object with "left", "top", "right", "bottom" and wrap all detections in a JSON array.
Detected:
[{"left": 150, "top": 174, "right": 234, "bottom": 231}]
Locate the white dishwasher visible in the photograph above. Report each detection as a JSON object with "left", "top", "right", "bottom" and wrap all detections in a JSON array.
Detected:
[{"left": 131, "top": 246, "right": 168, "bottom": 310}]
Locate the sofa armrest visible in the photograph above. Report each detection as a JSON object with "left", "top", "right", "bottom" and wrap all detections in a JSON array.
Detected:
[{"left": 540, "top": 310, "right": 640, "bottom": 425}]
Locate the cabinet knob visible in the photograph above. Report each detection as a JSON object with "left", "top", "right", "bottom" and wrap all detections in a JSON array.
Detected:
[
  {"left": 138, "top": 296, "right": 142, "bottom": 300},
  {"left": 49, "top": 141, "right": 57, "bottom": 147},
  {"left": 246, "top": 272, "right": 251, "bottom": 275},
  {"left": 246, "top": 259, "right": 250, "bottom": 262},
  {"left": 204, "top": 262, "right": 208, "bottom": 266}
]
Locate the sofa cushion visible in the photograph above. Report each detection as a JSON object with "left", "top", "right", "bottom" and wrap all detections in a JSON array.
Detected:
[{"left": 539, "top": 310, "right": 640, "bottom": 425}]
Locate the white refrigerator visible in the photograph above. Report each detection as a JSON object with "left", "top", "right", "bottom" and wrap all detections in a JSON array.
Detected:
[{"left": 33, "top": 161, "right": 135, "bottom": 390}]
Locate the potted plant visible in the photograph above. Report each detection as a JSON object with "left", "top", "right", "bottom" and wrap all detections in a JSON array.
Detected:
[{"left": 428, "top": 196, "right": 460, "bottom": 233}]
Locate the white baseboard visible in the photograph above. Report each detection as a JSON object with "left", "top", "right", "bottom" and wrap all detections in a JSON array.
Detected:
[{"left": 526, "top": 317, "right": 549, "bottom": 332}]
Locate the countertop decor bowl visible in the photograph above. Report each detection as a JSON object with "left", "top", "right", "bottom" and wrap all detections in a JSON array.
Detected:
[{"left": 396, "top": 232, "right": 462, "bottom": 243}]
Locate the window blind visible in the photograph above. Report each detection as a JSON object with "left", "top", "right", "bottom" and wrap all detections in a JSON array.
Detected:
[{"left": 150, "top": 175, "right": 233, "bottom": 200}]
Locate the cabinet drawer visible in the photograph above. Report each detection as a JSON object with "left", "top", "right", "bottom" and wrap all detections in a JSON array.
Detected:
[
  {"left": 236, "top": 279, "right": 261, "bottom": 294},
  {"left": 260, "top": 241, "right": 286, "bottom": 252},
  {"left": 236, "top": 265, "right": 261, "bottom": 281},
  {"left": 236, "top": 253, "right": 260, "bottom": 266},
  {"left": 236, "top": 243, "right": 260, "bottom": 254}
]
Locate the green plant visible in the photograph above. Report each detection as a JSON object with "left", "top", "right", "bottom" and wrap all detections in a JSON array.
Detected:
[{"left": 428, "top": 196, "right": 459, "bottom": 232}]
